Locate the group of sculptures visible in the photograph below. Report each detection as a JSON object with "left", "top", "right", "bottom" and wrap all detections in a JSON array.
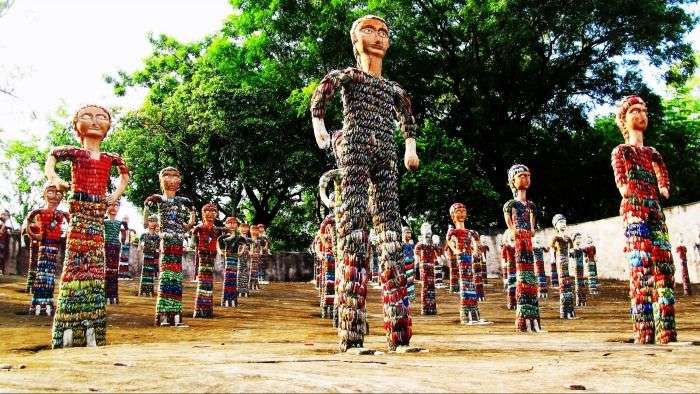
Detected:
[{"left": 0, "top": 14, "right": 694, "bottom": 353}]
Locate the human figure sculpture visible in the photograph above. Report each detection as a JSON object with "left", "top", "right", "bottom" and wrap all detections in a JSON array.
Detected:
[
  {"left": 447, "top": 203, "right": 486, "bottom": 324},
  {"left": 257, "top": 224, "right": 271, "bottom": 285},
  {"left": 310, "top": 15, "right": 419, "bottom": 351},
  {"left": 119, "top": 216, "right": 134, "bottom": 280},
  {"left": 414, "top": 223, "right": 439, "bottom": 315},
  {"left": 570, "top": 233, "right": 588, "bottom": 307},
  {"left": 0, "top": 210, "right": 10, "bottom": 275},
  {"left": 503, "top": 164, "right": 541, "bottom": 332},
  {"left": 675, "top": 235, "right": 691, "bottom": 296},
  {"left": 104, "top": 201, "right": 122, "bottom": 305},
  {"left": 435, "top": 253, "right": 446, "bottom": 289},
  {"left": 583, "top": 236, "right": 599, "bottom": 296},
  {"left": 370, "top": 229, "right": 381, "bottom": 287},
  {"left": 470, "top": 230, "right": 485, "bottom": 301},
  {"left": 25, "top": 185, "right": 69, "bottom": 316},
  {"left": 550, "top": 214, "right": 575, "bottom": 319},
  {"left": 318, "top": 215, "right": 336, "bottom": 319},
  {"left": 138, "top": 215, "right": 160, "bottom": 297},
  {"left": 23, "top": 222, "right": 40, "bottom": 293},
  {"left": 192, "top": 203, "right": 221, "bottom": 318},
  {"left": 249, "top": 224, "right": 263, "bottom": 291},
  {"left": 144, "top": 167, "right": 196, "bottom": 327},
  {"left": 532, "top": 237, "right": 549, "bottom": 299},
  {"left": 478, "top": 235, "right": 490, "bottom": 285},
  {"left": 47, "top": 105, "right": 129, "bottom": 348},
  {"left": 218, "top": 217, "right": 245, "bottom": 307},
  {"left": 402, "top": 226, "right": 416, "bottom": 302},
  {"left": 237, "top": 223, "right": 252, "bottom": 298},
  {"left": 501, "top": 230, "right": 516, "bottom": 309},
  {"left": 445, "top": 224, "right": 460, "bottom": 294},
  {"left": 611, "top": 95, "right": 675, "bottom": 344}
]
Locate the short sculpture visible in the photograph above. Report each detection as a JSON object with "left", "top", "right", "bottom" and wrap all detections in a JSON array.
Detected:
[
  {"left": 503, "top": 164, "right": 541, "bottom": 332},
  {"left": 47, "top": 105, "right": 129, "bottom": 348},
  {"left": 192, "top": 203, "right": 221, "bottom": 318},
  {"left": 532, "top": 237, "right": 549, "bottom": 299},
  {"left": 571, "top": 233, "right": 588, "bottom": 307},
  {"left": 583, "top": 236, "right": 600, "bottom": 296},
  {"left": 478, "top": 235, "right": 490, "bottom": 285},
  {"left": 25, "top": 185, "right": 69, "bottom": 316},
  {"left": 310, "top": 15, "right": 419, "bottom": 351},
  {"left": 237, "top": 222, "right": 252, "bottom": 298},
  {"left": 138, "top": 215, "right": 160, "bottom": 297},
  {"left": 402, "top": 226, "right": 416, "bottom": 302},
  {"left": 447, "top": 203, "right": 485, "bottom": 324},
  {"left": 550, "top": 214, "right": 575, "bottom": 319},
  {"left": 118, "top": 216, "right": 135, "bottom": 280},
  {"left": 318, "top": 215, "right": 336, "bottom": 318},
  {"left": 675, "top": 235, "right": 691, "bottom": 296},
  {"left": 414, "top": 223, "right": 439, "bottom": 315},
  {"left": 104, "top": 201, "right": 122, "bottom": 305},
  {"left": 218, "top": 216, "right": 245, "bottom": 307},
  {"left": 501, "top": 230, "right": 516, "bottom": 309},
  {"left": 612, "top": 95, "right": 675, "bottom": 344},
  {"left": 145, "top": 167, "right": 196, "bottom": 326}
]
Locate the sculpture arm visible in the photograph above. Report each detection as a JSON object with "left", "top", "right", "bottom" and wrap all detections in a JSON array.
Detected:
[
  {"left": 310, "top": 70, "right": 345, "bottom": 150},
  {"left": 45, "top": 147, "right": 72, "bottom": 191},
  {"left": 650, "top": 147, "right": 670, "bottom": 198},
  {"left": 25, "top": 210, "right": 41, "bottom": 240},
  {"left": 611, "top": 146, "right": 628, "bottom": 197}
]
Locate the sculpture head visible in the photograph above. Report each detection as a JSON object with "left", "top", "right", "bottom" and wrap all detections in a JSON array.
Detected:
[
  {"left": 201, "top": 203, "right": 218, "bottom": 224},
  {"left": 449, "top": 203, "right": 467, "bottom": 224},
  {"left": 250, "top": 223, "right": 260, "bottom": 238},
  {"left": 239, "top": 222, "right": 250, "bottom": 237},
  {"left": 43, "top": 184, "right": 64, "bottom": 210},
  {"left": 159, "top": 167, "right": 182, "bottom": 195},
  {"left": 507, "top": 164, "right": 530, "bottom": 197},
  {"left": 107, "top": 200, "right": 120, "bottom": 219},
  {"left": 616, "top": 95, "right": 647, "bottom": 142},
  {"left": 350, "top": 15, "right": 389, "bottom": 68},
  {"left": 431, "top": 234, "right": 440, "bottom": 245},
  {"left": 320, "top": 216, "right": 335, "bottom": 248},
  {"left": 258, "top": 224, "right": 266, "bottom": 236},
  {"left": 224, "top": 216, "right": 239, "bottom": 233},
  {"left": 0, "top": 210, "right": 9, "bottom": 222},
  {"left": 420, "top": 223, "right": 432, "bottom": 240},
  {"left": 573, "top": 232, "right": 582, "bottom": 247},
  {"left": 586, "top": 235, "right": 593, "bottom": 245},
  {"left": 72, "top": 105, "right": 111, "bottom": 145},
  {"left": 552, "top": 214, "right": 567, "bottom": 232},
  {"left": 402, "top": 226, "right": 412, "bottom": 242},
  {"left": 146, "top": 215, "right": 158, "bottom": 231}
]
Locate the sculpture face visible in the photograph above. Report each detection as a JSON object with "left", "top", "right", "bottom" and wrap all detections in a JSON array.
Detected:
[
  {"left": 513, "top": 171, "right": 531, "bottom": 191},
  {"left": 431, "top": 235, "right": 440, "bottom": 245},
  {"left": 574, "top": 236, "right": 581, "bottom": 247},
  {"left": 160, "top": 169, "right": 181, "bottom": 194},
  {"left": 555, "top": 219, "right": 567, "bottom": 232},
  {"left": 147, "top": 219, "right": 158, "bottom": 231},
  {"left": 202, "top": 207, "right": 217, "bottom": 223},
  {"left": 586, "top": 236, "right": 593, "bottom": 245},
  {"left": 240, "top": 224, "right": 250, "bottom": 236},
  {"left": 452, "top": 207, "right": 467, "bottom": 223},
  {"left": 107, "top": 202, "right": 119, "bottom": 217},
  {"left": 624, "top": 103, "right": 648, "bottom": 133},
  {"left": 250, "top": 225, "right": 260, "bottom": 238},
  {"left": 225, "top": 218, "right": 238, "bottom": 232},
  {"left": 44, "top": 186, "right": 63, "bottom": 209},
  {"left": 75, "top": 106, "right": 110, "bottom": 142},
  {"left": 353, "top": 18, "right": 389, "bottom": 63},
  {"left": 403, "top": 230, "right": 412, "bottom": 242}
]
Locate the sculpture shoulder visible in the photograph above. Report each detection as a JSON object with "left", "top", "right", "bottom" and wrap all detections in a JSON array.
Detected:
[
  {"left": 144, "top": 194, "right": 164, "bottom": 205},
  {"left": 502, "top": 199, "right": 516, "bottom": 213}
]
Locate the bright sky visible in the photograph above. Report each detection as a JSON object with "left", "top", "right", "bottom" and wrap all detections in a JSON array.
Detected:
[
  {"left": 0, "top": 0, "right": 697, "bottom": 228},
  {"left": 0, "top": 0, "right": 231, "bottom": 230}
]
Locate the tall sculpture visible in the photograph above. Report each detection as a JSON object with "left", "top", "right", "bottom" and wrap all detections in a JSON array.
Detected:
[
  {"left": 570, "top": 233, "right": 588, "bottom": 307},
  {"left": 145, "top": 167, "right": 196, "bottom": 326},
  {"left": 503, "top": 164, "right": 541, "bottom": 332},
  {"left": 138, "top": 215, "right": 160, "bottom": 297},
  {"left": 447, "top": 203, "right": 485, "bottom": 324},
  {"left": 310, "top": 15, "right": 419, "bottom": 351},
  {"left": 583, "top": 236, "right": 599, "bottom": 296},
  {"left": 25, "top": 185, "right": 69, "bottom": 316},
  {"left": 192, "top": 203, "right": 221, "bottom": 318},
  {"left": 675, "top": 235, "right": 691, "bottom": 296},
  {"left": 47, "top": 105, "right": 129, "bottom": 348},
  {"left": 104, "top": 201, "right": 122, "bottom": 305},
  {"left": 550, "top": 214, "right": 575, "bottom": 319},
  {"left": 414, "top": 223, "right": 439, "bottom": 315},
  {"left": 611, "top": 95, "right": 675, "bottom": 344},
  {"left": 402, "top": 226, "right": 416, "bottom": 302},
  {"left": 532, "top": 237, "right": 549, "bottom": 298}
]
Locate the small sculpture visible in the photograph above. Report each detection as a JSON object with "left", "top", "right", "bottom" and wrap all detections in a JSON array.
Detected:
[
  {"left": 550, "top": 214, "right": 575, "bottom": 319},
  {"left": 583, "top": 236, "right": 600, "bottom": 296},
  {"left": 192, "top": 203, "right": 222, "bottom": 318},
  {"left": 104, "top": 200, "right": 122, "bottom": 305},
  {"left": 138, "top": 215, "right": 160, "bottom": 297},
  {"left": 500, "top": 230, "right": 516, "bottom": 309},
  {"left": 532, "top": 237, "right": 549, "bottom": 299},
  {"left": 675, "top": 235, "right": 691, "bottom": 296},
  {"left": 570, "top": 233, "right": 588, "bottom": 307},
  {"left": 402, "top": 226, "right": 416, "bottom": 302},
  {"left": 118, "top": 216, "right": 135, "bottom": 280},
  {"left": 414, "top": 223, "right": 439, "bottom": 315}
]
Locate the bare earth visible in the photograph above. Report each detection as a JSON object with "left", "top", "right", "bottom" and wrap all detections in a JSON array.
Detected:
[{"left": 0, "top": 275, "right": 698, "bottom": 393}]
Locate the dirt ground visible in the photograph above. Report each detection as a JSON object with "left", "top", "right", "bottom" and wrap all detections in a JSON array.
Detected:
[{"left": 0, "top": 275, "right": 698, "bottom": 393}]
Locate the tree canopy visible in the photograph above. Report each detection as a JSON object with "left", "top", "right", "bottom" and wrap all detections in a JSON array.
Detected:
[{"left": 91, "top": 0, "right": 699, "bottom": 249}]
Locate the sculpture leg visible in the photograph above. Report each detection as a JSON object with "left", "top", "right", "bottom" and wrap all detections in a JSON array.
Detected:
[
  {"left": 369, "top": 155, "right": 411, "bottom": 350},
  {"left": 649, "top": 204, "right": 676, "bottom": 344},
  {"left": 155, "top": 236, "right": 184, "bottom": 326},
  {"left": 514, "top": 230, "right": 540, "bottom": 332},
  {"left": 550, "top": 261, "right": 559, "bottom": 288},
  {"left": 30, "top": 243, "right": 58, "bottom": 316},
  {"left": 458, "top": 252, "right": 479, "bottom": 323},
  {"left": 193, "top": 250, "right": 215, "bottom": 318},
  {"left": 104, "top": 243, "right": 120, "bottom": 304},
  {"left": 222, "top": 256, "right": 239, "bottom": 307}
]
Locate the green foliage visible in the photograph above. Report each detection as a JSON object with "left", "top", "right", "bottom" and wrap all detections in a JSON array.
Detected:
[
  {"left": 103, "top": 0, "right": 697, "bottom": 249},
  {"left": 0, "top": 137, "right": 47, "bottom": 224}
]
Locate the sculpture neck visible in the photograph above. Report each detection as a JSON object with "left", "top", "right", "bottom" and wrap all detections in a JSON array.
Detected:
[
  {"left": 627, "top": 130, "right": 644, "bottom": 147},
  {"left": 163, "top": 190, "right": 177, "bottom": 199},
  {"left": 82, "top": 136, "right": 102, "bottom": 157},
  {"left": 453, "top": 221, "right": 465, "bottom": 229},
  {"left": 359, "top": 54, "right": 383, "bottom": 78},
  {"left": 515, "top": 189, "right": 527, "bottom": 202}
]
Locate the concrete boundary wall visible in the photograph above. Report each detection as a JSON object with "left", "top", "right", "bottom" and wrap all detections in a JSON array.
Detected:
[{"left": 480, "top": 201, "right": 700, "bottom": 284}]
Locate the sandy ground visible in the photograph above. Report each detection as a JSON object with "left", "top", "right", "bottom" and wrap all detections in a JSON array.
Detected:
[{"left": 0, "top": 275, "right": 698, "bottom": 393}]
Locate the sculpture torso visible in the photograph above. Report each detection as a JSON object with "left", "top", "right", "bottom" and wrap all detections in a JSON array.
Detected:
[
  {"left": 140, "top": 232, "right": 161, "bottom": 255},
  {"left": 448, "top": 228, "right": 473, "bottom": 255},
  {"left": 51, "top": 147, "right": 128, "bottom": 197},
  {"left": 194, "top": 223, "right": 220, "bottom": 253},
  {"left": 503, "top": 199, "right": 535, "bottom": 231},
  {"left": 611, "top": 144, "right": 669, "bottom": 203},
  {"left": 104, "top": 219, "right": 122, "bottom": 245},
  {"left": 31, "top": 209, "right": 67, "bottom": 242},
  {"left": 145, "top": 195, "right": 193, "bottom": 239}
]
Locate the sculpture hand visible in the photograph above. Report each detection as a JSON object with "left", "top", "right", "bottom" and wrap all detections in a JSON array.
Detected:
[
  {"left": 404, "top": 138, "right": 419, "bottom": 171},
  {"left": 659, "top": 186, "right": 669, "bottom": 199},
  {"left": 49, "top": 176, "right": 70, "bottom": 192},
  {"left": 312, "top": 117, "right": 331, "bottom": 150},
  {"left": 106, "top": 192, "right": 120, "bottom": 205}
]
